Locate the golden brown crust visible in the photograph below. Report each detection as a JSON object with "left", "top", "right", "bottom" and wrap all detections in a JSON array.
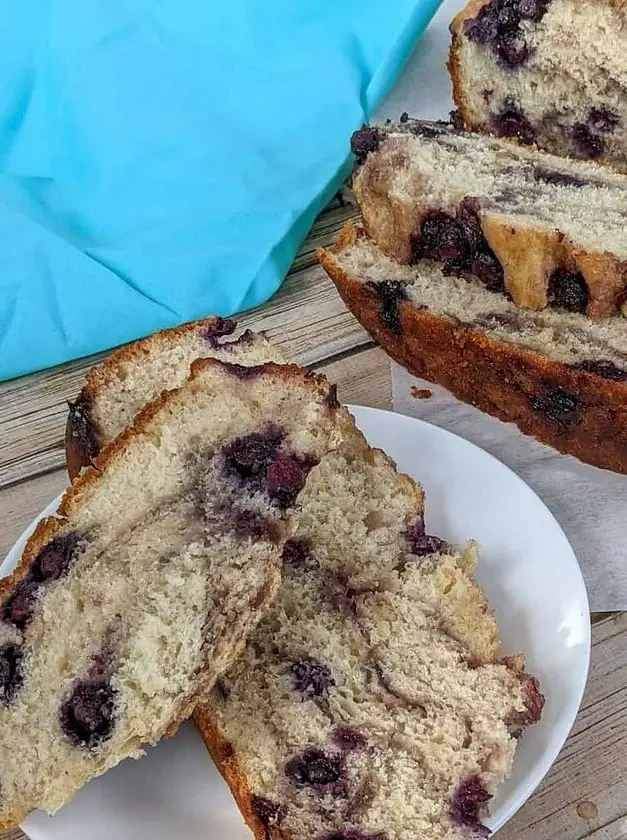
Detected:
[
  {"left": 448, "top": 0, "right": 489, "bottom": 131},
  {"left": 352, "top": 138, "right": 627, "bottom": 320},
  {"left": 193, "top": 708, "right": 283, "bottom": 840},
  {"left": 319, "top": 224, "right": 627, "bottom": 475},
  {"left": 65, "top": 316, "right": 236, "bottom": 481}
]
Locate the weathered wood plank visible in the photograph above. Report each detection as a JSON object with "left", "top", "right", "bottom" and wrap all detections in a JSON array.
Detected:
[
  {"left": 0, "top": 345, "right": 389, "bottom": 562},
  {"left": 499, "top": 613, "right": 627, "bottom": 840},
  {"left": 0, "top": 203, "right": 364, "bottom": 491}
]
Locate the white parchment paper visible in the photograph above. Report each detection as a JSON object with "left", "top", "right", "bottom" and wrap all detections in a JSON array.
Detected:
[{"left": 369, "top": 1, "right": 627, "bottom": 611}]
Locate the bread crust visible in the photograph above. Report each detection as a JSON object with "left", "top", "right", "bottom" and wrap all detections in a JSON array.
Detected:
[
  {"left": 318, "top": 224, "right": 627, "bottom": 475},
  {"left": 352, "top": 136, "right": 627, "bottom": 320},
  {"left": 448, "top": 0, "right": 487, "bottom": 132},
  {"left": 65, "top": 316, "right": 268, "bottom": 480},
  {"left": 193, "top": 708, "right": 282, "bottom": 840}
]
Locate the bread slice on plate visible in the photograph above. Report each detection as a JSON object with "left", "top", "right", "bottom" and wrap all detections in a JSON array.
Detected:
[
  {"left": 319, "top": 223, "right": 627, "bottom": 474},
  {"left": 195, "top": 432, "right": 543, "bottom": 840},
  {"left": 0, "top": 357, "right": 348, "bottom": 827},
  {"left": 350, "top": 118, "right": 627, "bottom": 320},
  {"left": 66, "top": 316, "right": 286, "bottom": 479},
  {"left": 449, "top": 0, "right": 627, "bottom": 172},
  {"left": 64, "top": 322, "right": 543, "bottom": 839}
]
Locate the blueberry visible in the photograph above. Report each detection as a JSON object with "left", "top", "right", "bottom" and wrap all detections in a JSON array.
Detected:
[
  {"left": 285, "top": 748, "right": 343, "bottom": 789},
  {"left": 405, "top": 515, "right": 451, "bottom": 557},
  {"left": 223, "top": 427, "right": 283, "bottom": 479},
  {"left": 573, "top": 359, "right": 627, "bottom": 382},
  {"left": 32, "top": 533, "right": 81, "bottom": 582},
  {"left": 290, "top": 658, "right": 334, "bottom": 699},
  {"left": 496, "top": 31, "right": 530, "bottom": 68},
  {"left": 490, "top": 101, "right": 535, "bottom": 144},
  {"left": 67, "top": 396, "right": 100, "bottom": 461},
  {"left": 529, "top": 388, "right": 582, "bottom": 430},
  {"left": 266, "top": 453, "right": 315, "bottom": 510},
  {"left": 451, "top": 776, "right": 491, "bottom": 837},
  {"left": 365, "top": 280, "right": 407, "bottom": 334},
  {"left": 547, "top": 269, "right": 588, "bottom": 313},
  {"left": 203, "top": 317, "right": 237, "bottom": 348},
  {"left": 251, "top": 795, "right": 287, "bottom": 827},
  {"left": 351, "top": 126, "right": 385, "bottom": 164},
  {"left": 572, "top": 124, "right": 605, "bottom": 159},
  {"left": 60, "top": 677, "right": 117, "bottom": 750},
  {"left": 2, "top": 580, "right": 39, "bottom": 629},
  {"left": 588, "top": 107, "right": 619, "bottom": 135},
  {"left": 414, "top": 211, "right": 467, "bottom": 263},
  {"left": 0, "top": 644, "right": 23, "bottom": 705}
]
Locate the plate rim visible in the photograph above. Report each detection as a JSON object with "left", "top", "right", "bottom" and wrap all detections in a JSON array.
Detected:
[{"left": 2, "top": 407, "right": 591, "bottom": 837}]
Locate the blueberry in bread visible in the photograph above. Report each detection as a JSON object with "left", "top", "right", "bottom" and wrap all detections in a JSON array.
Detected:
[
  {"left": 0, "top": 357, "right": 347, "bottom": 826},
  {"left": 449, "top": 0, "right": 627, "bottom": 171},
  {"left": 66, "top": 316, "right": 286, "bottom": 478},
  {"left": 64, "top": 323, "right": 543, "bottom": 839},
  {"left": 350, "top": 118, "right": 627, "bottom": 320},
  {"left": 319, "top": 222, "right": 627, "bottom": 474},
  {"left": 195, "top": 432, "right": 543, "bottom": 840}
]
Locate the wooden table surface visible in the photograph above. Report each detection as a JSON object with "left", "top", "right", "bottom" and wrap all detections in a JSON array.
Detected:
[{"left": 1, "top": 199, "right": 625, "bottom": 840}]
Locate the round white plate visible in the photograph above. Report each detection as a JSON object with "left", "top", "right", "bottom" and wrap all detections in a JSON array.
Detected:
[{"left": 2, "top": 407, "right": 590, "bottom": 840}]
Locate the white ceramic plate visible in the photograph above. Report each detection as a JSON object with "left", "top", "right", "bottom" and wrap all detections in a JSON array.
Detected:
[{"left": 2, "top": 407, "right": 589, "bottom": 839}]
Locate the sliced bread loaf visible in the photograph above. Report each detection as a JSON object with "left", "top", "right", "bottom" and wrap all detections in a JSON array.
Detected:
[
  {"left": 66, "top": 316, "right": 285, "bottom": 478},
  {"left": 195, "top": 432, "right": 543, "bottom": 840},
  {"left": 64, "top": 322, "right": 543, "bottom": 839},
  {"left": 0, "top": 358, "right": 346, "bottom": 826},
  {"left": 350, "top": 118, "right": 627, "bottom": 320},
  {"left": 449, "top": 0, "right": 627, "bottom": 171},
  {"left": 319, "top": 222, "right": 627, "bottom": 473}
]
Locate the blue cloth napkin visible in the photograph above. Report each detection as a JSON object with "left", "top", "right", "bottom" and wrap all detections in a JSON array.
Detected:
[{"left": 0, "top": 0, "right": 442, "bottom": 381}]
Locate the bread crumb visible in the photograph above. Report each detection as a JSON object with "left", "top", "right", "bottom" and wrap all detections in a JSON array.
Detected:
[{"left": 411, "top": 387, "right": 433, "bottom": 400}]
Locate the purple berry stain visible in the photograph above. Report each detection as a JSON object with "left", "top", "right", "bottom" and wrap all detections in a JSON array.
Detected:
[
  {"left": 282, "top": 538, "right": 314, "bottom": 569},
  {"left": 285, "top": 748, "right": 343, "bottom": 790},
  {"left": 332, "top": 728, "right": 367, "bottom": 751},
  {"left": 406, "top": 514, "right": 451, "bottom": 557},
  {"left": 290, "top": 658, "right": 334, "bottom": 699},
  {"left": 203, "top": 317, "right": 237, "bottom": 348},
  {"left": 451, "top": 776, "right": 492, "bottom": 837},
  {"left": 3, "top": 532, "right": 82, "bottom": 629},
  {"left": 351, "top": 126, "right": 385, "bottom": 164},
  {"left": 366, "top": 280, "right": 407, "bottom": 334},
  {"left": 0, "top": 644, "right": 24, "bottom": 705},
  {"left": 320, "top": 831, "right": 387, "bottom": 840},
  {"left": 464, "top": 0, "right": 550, "bottom": 69},
  {"left": 547, "top": 269, "right": 588, "bottom": 314},
  {"left": 411, "top": 201, "right": 505, "bottom": 294},
  {"left": 251, "top": 795, "right": 287, "bottom": 828},
  {"left": 529, "top": 388, "right": 582, "bottom": 431}
]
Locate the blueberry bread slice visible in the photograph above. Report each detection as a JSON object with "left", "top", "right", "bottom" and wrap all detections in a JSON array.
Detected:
[
  {"left": 449, "top": 0, "right": 627, "bottom": 172},
  {"left": 195, "top": 432, "right": 543, "bottom": 840},
  {"left": 0, "top": 358, "right": 348, "bottom": 826},
  {"left": 351, "top": 118, "right": 627, "bottom": 320},
  {"left": 319, "top": 222, "right": 627, "bottom": 473},
  {"left": 66, "top": 316, "right": 286, "bottom": 479}
]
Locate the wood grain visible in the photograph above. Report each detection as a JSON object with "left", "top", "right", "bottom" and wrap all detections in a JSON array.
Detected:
[
  {"left": 0, "top": 201, "right": 364, "bottom": 491},
  {"left": 0, "top": 196, "right": 625, "bottom": 840}
]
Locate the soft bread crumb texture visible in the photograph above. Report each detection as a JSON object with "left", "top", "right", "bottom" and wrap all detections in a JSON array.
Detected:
[
  {"left": 0, "top": 359, "right": 346, "bottom": 827},
  {"left": 451, "top": 0, "right": 627, "bottom": 170},
  {"left": 196, "top": 434, "right": 539, "bottom": 840}
]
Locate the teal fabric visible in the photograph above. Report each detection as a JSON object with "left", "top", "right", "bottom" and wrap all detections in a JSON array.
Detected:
[{"left": 0, "top": 0, "right": 442, "bottom": 381}]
